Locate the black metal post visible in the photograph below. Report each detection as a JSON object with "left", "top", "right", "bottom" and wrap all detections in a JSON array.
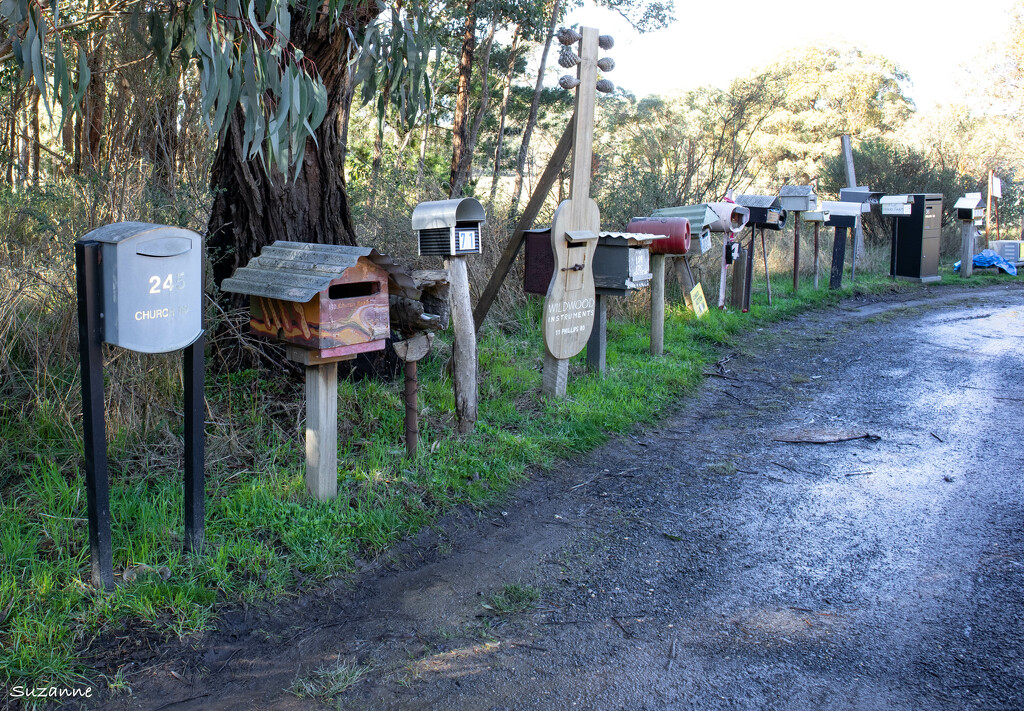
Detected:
[
  {"left": 829, "top": 226, "right": 848, "bottom": 290},
  {"left": 183, "top": 332, "right": 205, "bottom": 553},
  {"left": 742, "top": 226, "right": 755, "bottom": 312},
  {"left": 75, "top": 241, "right": 114, "bottom": 590}
]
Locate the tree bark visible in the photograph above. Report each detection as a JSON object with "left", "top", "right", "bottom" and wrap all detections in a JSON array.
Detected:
[
  {"left": 30, "top": 87, "right": 39, "bottom": 187},
  {"left": 489, "top": 26, "right": 521, "bottom": 204},
  {"left": 511, "top": 0, "right": 559, "bottom": 214},
  {"left": 82, "top": 37, "right": 106, "bottom": 170},
  {"left": 451, "top": 17, "right": 495, "bottom": 197},
  {"left": 449, "top": 0, "right": 477, "bottom": 197},
  {"left": 208, "top": 6, "right": 375, "bottom": 298}
]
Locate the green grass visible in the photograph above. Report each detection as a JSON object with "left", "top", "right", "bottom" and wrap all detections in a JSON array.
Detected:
[
  {"left": 288, "top": 655, "right": 372, "bottom": 699},
  {"left": 0, "top": 263, "right": 1017, "bottom": 693},
  {"left": 482, "top": 583, "right": 541, "bottom": 615}
]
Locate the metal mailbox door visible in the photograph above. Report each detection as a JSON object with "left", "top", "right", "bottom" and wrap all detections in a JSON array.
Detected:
[{"left": 88, "top": 223, "right": 203, "bottom": 354}]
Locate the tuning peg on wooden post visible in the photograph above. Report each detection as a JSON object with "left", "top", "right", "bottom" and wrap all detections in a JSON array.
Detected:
[
  {"left": 559, "top": 75, "right": 582, "bottom": 90},
  {"left": 558, "top": 46, "right": 580, "bottom": 68},
  {"left": 596, "top": 79, "right": 615, "bottom": 93},
  {"left": 557, "top": 27, "right": 582, "bottom": 45},
  {"left": 597, "top": 57, "right": 615, "bottom": 72},
  {"left": 598, "top": 35, "right": 614, "bottom": 50}
]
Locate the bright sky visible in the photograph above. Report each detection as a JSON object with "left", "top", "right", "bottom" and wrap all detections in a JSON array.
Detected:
[{"left": 565, "top": 0, "right": 1017, "bottom": 110}]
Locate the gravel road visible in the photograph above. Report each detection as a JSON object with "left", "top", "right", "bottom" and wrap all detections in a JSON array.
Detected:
[{"left": 98, "top": 283, "right": 1024, "bottom": 711}]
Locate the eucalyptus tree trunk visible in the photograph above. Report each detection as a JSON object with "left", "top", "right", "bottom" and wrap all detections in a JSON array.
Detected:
[
  {"left": 511, "top": 0, "right": 559, "bottom": 214},
  {"left": 451, "top": 17, "right": 495, "bottom": 198},
  {"left": 449, "top": 0, "right": 477, "bottom": 197},
  {"left": 208, "top": 7, "right": 374, "bottom": 299},
  {"left": 489, "top": 26, "right": 521, "bottom": 204}
]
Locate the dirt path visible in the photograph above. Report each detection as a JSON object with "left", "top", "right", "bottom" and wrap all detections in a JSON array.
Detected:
[{"left": 96, "top": 284, "right": 1024, "bottom": 710}]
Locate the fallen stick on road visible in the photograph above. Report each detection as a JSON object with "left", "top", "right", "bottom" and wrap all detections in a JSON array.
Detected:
[{"left": 773, "top": 431, "right": 881, "bottom": 444}]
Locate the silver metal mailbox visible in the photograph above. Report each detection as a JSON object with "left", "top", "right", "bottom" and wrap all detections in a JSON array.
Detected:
[
  {"left": 954, "top": 193, "right": 985, "bottom": 223},
  {"left": 802, "top": 210, "right": 830, "bottom": 223},
  {"left": 83, "top": 222, "right": 203, "bottom": 354},
  {"left": 779, "top": 185, "right": 817, "bottom": 213},
  {"left": 412, "top": 198, "right": 486, "bottom": 256},
  {"left": 881, "top": 194, "right": 915, "bottom": 216}
]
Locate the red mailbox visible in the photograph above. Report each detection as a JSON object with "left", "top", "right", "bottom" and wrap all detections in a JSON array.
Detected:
[{"left": 628, "top": 216, "right": 691, "bottom": 256}]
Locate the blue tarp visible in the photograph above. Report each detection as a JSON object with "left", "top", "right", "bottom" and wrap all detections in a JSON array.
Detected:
[{"left": 954, "top": 249, "right": 1018, "bottom": 276}]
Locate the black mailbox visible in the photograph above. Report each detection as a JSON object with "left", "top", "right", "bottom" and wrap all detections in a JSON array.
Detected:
[
  {"left": 524, "top": 228, "right": 660, "bottom": 297},
  {"left": 735, "top": 194, "right": 786, "bottom": 231},
  {"left": 886, "top": 193, "right": 942, "bottom": 282}
]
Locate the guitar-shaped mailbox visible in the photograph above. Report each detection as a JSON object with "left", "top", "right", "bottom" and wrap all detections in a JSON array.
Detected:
[{"left": 542, "top": 26, "right": 613, "bottom": 392}]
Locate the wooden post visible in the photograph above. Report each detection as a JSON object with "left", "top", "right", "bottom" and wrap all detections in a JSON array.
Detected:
[
  {"left": 842, "top": 134, "right": 865, "bottom": 260},
  {"left": 445, "top": 256, "right": 477, "bottom": 433},
  {"left": 650, "top": 253, "right": 665, "bottom": 355},
  {"left": 718, "top": 238, "right": 730, "bottom": 309},
  {"left": 792, "top": 211, "right": 801, "bottom": 292},
  {"left": 742, "top": 232, "right": 754, "bottom": 312},
  {"left": 829, "top": 226, "right": 847, "bottom": 290},
  {"left": 675, "top": 256, "right": 696, "bottom": 311},
  {"left": 813, "top": 222, "right": 821, "bottom": 290},
  {"left": 394, "top": 332, "right": 434, "bottom": 459},
  {"left": 986, "top": 169, "right": 993, "bottom": 247},
  {"left": 761, "top": 229, "right": 772, "bottom": 306},
  {"left": 729, "top": 245, "right": 747, "bottom": 310},
  {"left": 305, "top": 362, "right": 338, "bottom": 501},
  {"left": 404, "top": 361, "right": 418, "bottom": 456},
  {"left": 542, "top": 351, "right": 568, "bottom": 396},
  {"left": 960, "top": 220, "right": 974, "bottom": 279},
  {"left": 585, "top": 294, "right": 607, "bottom": 375}
]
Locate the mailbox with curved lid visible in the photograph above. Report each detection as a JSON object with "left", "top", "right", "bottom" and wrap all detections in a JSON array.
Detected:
[
  {"left": 628, "top": 216, "right": 691, "bottom": 256},
  {"left": 83, "top": 222, "right": 203, "bottom": 354}
]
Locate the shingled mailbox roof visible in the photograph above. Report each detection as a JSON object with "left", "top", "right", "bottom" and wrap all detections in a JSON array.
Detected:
[
  {"left": 221, "top": 242, "right": 417, "bottom": 303},
  {"left": 735, "top": 194, "right": 780, "bottom": 209}
]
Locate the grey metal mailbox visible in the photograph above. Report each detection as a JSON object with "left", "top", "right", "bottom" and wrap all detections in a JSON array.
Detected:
[
  {"left": 412, "top": 198, "right": 486, "bottom": 256},
  {"left": 83, "top": 222, "right": 203, "bottom": 354},
  {"left": 779, "top": 185, "right": 817, "bottom": 213},
  {"left": 954, "top": 193, "right": 985, "bottom": 223}
]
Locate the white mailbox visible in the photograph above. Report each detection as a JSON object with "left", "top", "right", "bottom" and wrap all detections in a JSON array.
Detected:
[
  {"left": 83, "top": 222, "right": 203, "bottom": 354},
  {"left": 954, "top": 193, "right": 985, "bottom": 224},
  {"left": 881, "top": 194, "right": 915, "bottom": 217}
]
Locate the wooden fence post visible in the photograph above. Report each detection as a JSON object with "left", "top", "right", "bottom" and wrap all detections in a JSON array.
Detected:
[
  {"left": 446, "top": 256, "right": 477, "bottom": 433},
  {"left": 960, "top": 220, "right": 974, "bottom": 278},
  {"left": 650, "top": 253, "right": 665, "bottom": 355}
]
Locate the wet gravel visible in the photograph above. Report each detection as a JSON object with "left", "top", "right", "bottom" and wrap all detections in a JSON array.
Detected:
[{"left": 95, "top": 284, "right": 1024, "bottom": 711}]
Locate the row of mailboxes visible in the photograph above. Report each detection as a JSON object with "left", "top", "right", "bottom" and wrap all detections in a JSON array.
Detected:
[
  {"left": 523, "top": 228, "right": 664, "bottom": 297},
  {"left": 220, "top": 198, "right": 486, "bottom": 359}
]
